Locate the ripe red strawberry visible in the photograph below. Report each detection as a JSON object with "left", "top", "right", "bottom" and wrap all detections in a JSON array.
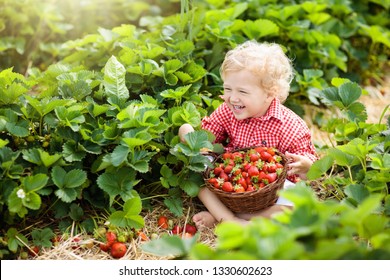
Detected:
[
  {"left": 265, "top": 172, "right": 277, "bottom": 183},
  {"left": 111, "top": 242, "right": 127, "bottom": 259},
  {"left": 99, "top": 243, "right": 110, "bottom": 252},
  {"left": 184, "top": 224, "right": 197, "bottom": 235},
  {"left": 106, "top": 231, "right": 117, "bottom": 246},
  {"left": 172, "top": 225, "right": 182, "bottom": 235},
  {"left": 222, "top": 182, "right": 233, "bottom": 192},
  {"left": 158, "top": 215, "right": 169, "bottom": 229}
]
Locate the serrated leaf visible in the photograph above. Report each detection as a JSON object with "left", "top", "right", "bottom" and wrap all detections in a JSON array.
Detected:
[
  {"left": 5, "top": 119, "right": 29, "bottom": 137},
  {"left": 121, "top": 128, "right": 152, "bottom": 148},
  {"left": 339, "top": 82, "right": 361, "bottom": 107},
  {"left": 22, "top": 192, "right": 41, "bottom": 210},
  {"left": 180, "top": 173, "right": 202, "bottom": 197},
  {"left": 164, "top": 196, "right": 183, "bottom": 217},
  {"left": 215, "top": 222, "right": 245, "bottom": 250},
  {"left": 346, "top": 102, "right": 367, "bottom": 122},
  {"left": 103, "top": 56, "right": 129, "bottom": 101},
  {"left": 62, "top": 141, "right": 86, "bottom": 162},
  {"left": 31, "top": 228, "right": 55, "bottom": 248},
  {"left": 107, "top": 145, "right": 130, "bottom": 167},
  {"left": 23, "top": 174, "right": 49, "bottom": 192},
  {"left": 328, "top": 147, "right": 358, "bottom": 167},
  {"left": 307, "top": 155, "right": 333, "bottom": 180},
  {"left": 109, "top": 197, "right": 144, "bottom": 229},
  {"left": 243, "top": 19, "right": 279, "bottom": 39},
  {"left": 141, "top": 235, "right": 187, "bottom": 257},
  {"left": 97, "top": 167, "right": 141, "bottom": 201},
  {"left": 54, "top": 188, "right": 78, "bottom": 203},
  {"left": 344, "top": 184, "right": 370, "bottom": 205},
  {"left": 69, "top": 203, "right": 84, "bottom": 221}
]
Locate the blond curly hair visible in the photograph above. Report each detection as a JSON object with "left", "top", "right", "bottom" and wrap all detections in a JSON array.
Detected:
[{"left": 220, "top": 40, "right": 294, "bottom": 103}]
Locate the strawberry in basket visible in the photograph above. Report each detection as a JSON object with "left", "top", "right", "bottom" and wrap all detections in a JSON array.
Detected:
[{"left": 207, "top": 147, "right": 284, "bottom": 193}]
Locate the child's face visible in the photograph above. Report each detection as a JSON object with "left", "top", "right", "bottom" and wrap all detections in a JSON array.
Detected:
[{"left": 222, "top": 69, "right": 273, "bottom": 120}]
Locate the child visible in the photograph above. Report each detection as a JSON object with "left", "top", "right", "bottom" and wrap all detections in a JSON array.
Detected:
[{"left": 179, "top": 40, "right": 318, "bottom": 228}]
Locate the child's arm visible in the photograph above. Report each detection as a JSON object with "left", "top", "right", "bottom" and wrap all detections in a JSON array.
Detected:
[{"left": 285, "top": 152, "right": 314, "bottom": 180}]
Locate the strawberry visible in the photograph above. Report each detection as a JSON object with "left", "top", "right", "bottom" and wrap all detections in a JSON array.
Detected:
[
  {"left": 172, "top": 225, "right": 182, "bottom": 235},
  {"left": 222, "top": 182, "right": 234, "bottom": 192},
  {"left": 265, "top": 172, "right": 277, "bottom": 183},
  {"left": 99, "top": 243, "right": 110, "bottom": 252},
  {"left": 110, "top": 242, "right": 127, "bottom": 259},
  {"left": 106, "top": 231, "right": 117, "bottom": 246},
  {"left": 184, "top": 224, "right": 197, "bottom": 235},
  {"left": 158, "top": 215, "right": 169, "bottom": 229}
]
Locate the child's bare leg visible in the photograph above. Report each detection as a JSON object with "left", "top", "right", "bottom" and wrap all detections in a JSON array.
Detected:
[
  {"left": 236, "top": 205, "right": 292, "bottom": 220},
  {"left": 193, "top": 188, "right": 247, "bottom": 228}
]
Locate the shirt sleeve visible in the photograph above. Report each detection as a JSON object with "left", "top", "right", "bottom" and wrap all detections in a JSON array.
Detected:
[
  {"left": 201, "top": 103, "right": 229, "bottom": 144},
  {"left": 288, "top": 132, "right": 318, "bottom": 162}
]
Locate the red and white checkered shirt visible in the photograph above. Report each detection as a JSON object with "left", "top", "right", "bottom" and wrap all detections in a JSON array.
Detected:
[{"left": 202, "top": 98, "right": 318, "bottom": 163}]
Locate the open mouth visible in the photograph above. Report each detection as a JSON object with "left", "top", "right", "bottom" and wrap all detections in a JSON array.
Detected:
[{"left": 232, "top": 105, "right": 245, "bottom": 111}]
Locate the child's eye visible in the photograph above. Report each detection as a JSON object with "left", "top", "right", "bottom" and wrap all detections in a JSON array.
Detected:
[{"left": 239, "top": 90, "right": 248, "bottom": 94}]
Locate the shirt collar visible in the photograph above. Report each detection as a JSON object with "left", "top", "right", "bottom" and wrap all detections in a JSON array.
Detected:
[
  {"left": 239, "top": 98, "right": 283, "bottom": 123},
  {"left": 262, "top": 98, "right": 283, "bottom": 121}
]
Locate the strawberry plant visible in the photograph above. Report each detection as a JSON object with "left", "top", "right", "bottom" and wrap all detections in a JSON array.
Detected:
[
  {"left": 142, "top": 183, "right": 390, "bottom": 259},
  {"left": 307, "top": 79, "right": 390, "bottom": 204}
]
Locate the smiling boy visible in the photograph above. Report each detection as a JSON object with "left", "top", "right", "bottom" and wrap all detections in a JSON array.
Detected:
[{"left": 179, "top": 41, "right": 318, "bottom": 228}]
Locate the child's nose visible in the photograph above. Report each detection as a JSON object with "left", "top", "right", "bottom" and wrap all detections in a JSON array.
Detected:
[{"left": 229, "top": 91, "right": 240, "bottom": 102}]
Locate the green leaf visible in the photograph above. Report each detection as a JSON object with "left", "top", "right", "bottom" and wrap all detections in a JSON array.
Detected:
[
  {"left": 141, "top": 235, "right": 188, "bottom": 257},
  {"left": 7, "top": 189, "right": 24, "bottom": 215},
  {"left": 97, "top": 167, "right": 141, "bottom": 203},
  {"left": 103, "top": 55, "right": 129, "bottom": 98},
  {"left": 338, "top": 82, "right": 361, "bottom": 107},
  {"left": 128, "top": 150, "right": 155, "bottom": 173},
  {"left": 31, "top": 228, "right": 55, "bottom": 248},
  {"left": 346, "top": 102, "right": 367, "bottom": 122},
  {"left": 164, "top": 195, "right": 183, "bottom": 217},
  {"left": 344, "top": 184, "right": 370, "bottom": 206},
  {"left": 328, "top": 147, "right": 358, "bottom": 167},
  {"left": 0, "top": 138, "right": 9, "bottom": 148},
  {"left": 22, "top": 148, "right": 62, "bottom": 167},
  {"left": 5, "top": 119, "right": 29, "bottom": 137},
  {"left": 22, "top": 174, "right": 49, "bottom": 193},
  {"left": 306, "top": 155, "right": 333, "bottom": 180},
  {"left": 62, "top": 141, "right": 86, "bottom": 162},
  {"left": 107, "top": 145, "right": 130, "bottom": 167},
  {"left": 121, "top": 128, "right": 152, "bottom": 148},
  {"left": 51, "top": 166, "right": 87, "bottom": 189},
  {"left": 55, "top": 106, "right": 85, "bottom": 132},
  {"left": 109, "top": 196, "right": 144, "bottom": 229},
  {"left": 243, "top": 19, "right": 279, "bottom": 39},
  {"left": 69, "top": 203, "right": 84, "bottom": 221},
  {"left": 24, "top": 96, "right": 74, "bottom": 117},
  {"left": 22, "top": 192, "right": 41, "bottom": 210},
  {"left": 179, "top": 130, "right": 214, "bottom": 156},
  {"left": 215, "top": 222, "right": 245, "bottom": 250},
  {"left": 6, "top": 228, "right": 28, "bottom": 253},
  {"left": 180, "top": 172, "right": 203, "bottom": 197}
]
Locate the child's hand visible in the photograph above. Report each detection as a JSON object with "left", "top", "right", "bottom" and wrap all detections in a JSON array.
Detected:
[
  {"left": 285, "top": 151, "right": 313, "bottom": 180},
  {"left": 178, "top": 123, "right": 194, "bottom": 143}
]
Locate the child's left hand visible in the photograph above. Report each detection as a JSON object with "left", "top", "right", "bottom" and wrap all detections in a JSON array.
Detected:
[{"left": 285, "top": 151, "right": 313, "bottom": 180}]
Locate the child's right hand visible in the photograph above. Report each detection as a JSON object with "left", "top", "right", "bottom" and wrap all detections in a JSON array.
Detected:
[
  {"left": 285, "top": 151, "right": 313, "bottom": 180},
  {"left": 178, "top": 123, "right": 194, "bottom": 143}
]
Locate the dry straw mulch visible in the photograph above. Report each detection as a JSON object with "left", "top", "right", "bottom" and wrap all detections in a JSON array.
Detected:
[{"left": 34, "top": 198, "right": 215, "bottom": 260}]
